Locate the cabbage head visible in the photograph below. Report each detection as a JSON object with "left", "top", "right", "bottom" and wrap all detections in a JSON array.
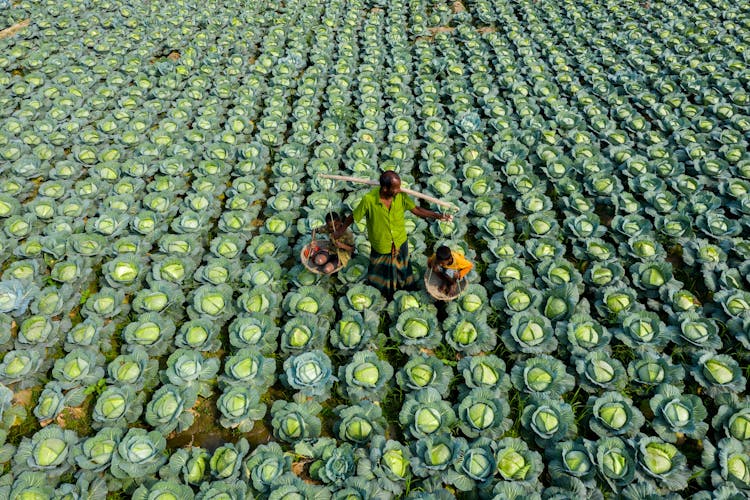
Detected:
[
  {"left": 492, "top": 436, "right": 544, "bottom": 485},
  {"left": 575, "top": 351, "right": 628, "bottom": 393},
  {"left": 338, "top": 283, "right": 387, "bottom": 314},
  {"left": 391, "top": 308, "right": 442, "bottom": 355},
  {"left": 270, "top": 395, "right": 322, "bottom": 444},
  {"left": 228, "top": 314, "right": 279, "bottom": 354},
  {"left": 589, "top": 392, "right": 645, "bottom": 438},
  {"left": 502, "top": 312, "right": 557, "bottom": 354},
  {"left": 13, "top": 424, "right": 78, "bottom": 477},
  {"left": 0, "top": 348, "right": 44, "bottom": 388},
  {"left": 219, "top": 348, "right": 276, "bottom": 392},
  {"left": 92, "top": 385, "right": 144, "bottom": 430},
  {"left": 35, "top": 381, "right": 85, "bottom": 424},
  {"left": 144, "top": 384, "right": 197, "bottom": 435},
  {"left": 243, "top": 442, "right": 292, "bottom": 494},
  {"left": 131, "top": 480, "right": 195, "bottom": 500},
  {"left": 73, "top": 427, "right": 124, "bottom": 473},
  {"left": 444, "top": 437, "right": 497, "bottom": 492},
  {"left": 106, "top": 347, "right": 158, "bottom": 391},
  {"left": 692, "top": 352, "right": 747, "bottom": 397},
  {"left": 547, "top": 439, "right": 598, "bottom": 489},
  {"left": 521, "top": 396, "right": 577, "bottom": 446},
  {"left": 444, "top": 312, "right": 496, "bottom": 355},
  {"left": 399, "top": 388, "right": 456, "bottom": 439},
  {"left": 330, "top": 310, "right": 380, "bottom": 354},
  {"left": 282, "top": 350, "right": 336, "bottom": 400},
  {"left": 397, "top": 354, "right": 454, "bottom": 396},
  {"left": 354, "top": 435, "right": 412, "bottom": 496},
  {"left": 649, "top": 384, "right": 709, "bottom": 442},
  {"left": 295, "top": 437, "right": 356, "bottom": 487},
  {"left": 627, "top": 351, "right": 685, "bottom": 388},
  {"left": 714, "top": 396, "right": 750, "bottom": 442},
  {"left": 209, "top": 438, "right": 249, "bottom": 481},
  {"left": 51, "top": 348, "right": 105, "bottom": 390},
  {"left": 280, "top": 313, "right": 330, "bottom": 354},
  {"left": 558, "top": 313, "right": 612, "bottom": 357},
  {"left": 282, "top": 285, "right": 334, "bottom": 317},
  {"left": 339, "top": 350, "right": 394, "bottom": 403},
  {"left": 594, "top": 437, "right": 636, "bottom": 491},
  {"left": 510, "top": 355, "right": 575, "bottom": 397},
  {"left": 635, "top": 436, "right": 690, "bottom": 492},
  {"left": 217, "top": 385, "right": 266, "bottom": 433},
  {"left": 456, "top": 388, "right": 511, "bottom": 439},
  {"left": 334, "top": 402, "right": 386, "bottom": 445},
  {"left": 410, "top": 434, "right": 464, "bottom": 478}
]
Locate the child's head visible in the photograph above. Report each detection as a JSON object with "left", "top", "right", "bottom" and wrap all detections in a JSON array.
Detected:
[
  {"left": 325, "top": 212, "right": 342, "bottom": 231},
  {"left": 435, "top": 245, "right": 453, "bottom": 265}
]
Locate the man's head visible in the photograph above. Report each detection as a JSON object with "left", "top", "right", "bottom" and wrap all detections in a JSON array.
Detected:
[
  {"left": 379, "top": 170, "right": 401, "bottom": 199},
  {"left": 435, "top": 245, "right": 453, "bottom": 265}
]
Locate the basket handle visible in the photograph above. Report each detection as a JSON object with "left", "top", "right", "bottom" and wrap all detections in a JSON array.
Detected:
[{"left": 309, "top": 228, "right": 320, "bottom": 253}]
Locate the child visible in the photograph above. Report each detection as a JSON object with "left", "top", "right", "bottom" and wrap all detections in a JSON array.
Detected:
[
  {"left": 428, "top": 245, "right": 473, "bottom": 295},
  {"left": 315, "top": 212, "right": 355, "bottom": 272}
]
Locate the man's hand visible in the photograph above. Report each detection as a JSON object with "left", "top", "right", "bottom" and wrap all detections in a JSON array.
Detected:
[{"left": 410, "top": 207, "right": 453, "bottom": 221}]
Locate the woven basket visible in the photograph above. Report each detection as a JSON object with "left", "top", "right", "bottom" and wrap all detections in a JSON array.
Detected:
[
  {"left": 424, "top": 267, "right": 467, "bottom": 302},
  {"left": 300, "top": 240, "right": 344, "bottom": 275}
]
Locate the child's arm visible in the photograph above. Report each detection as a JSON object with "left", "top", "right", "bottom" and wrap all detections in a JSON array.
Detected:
[
  {"left": 334, "top": 229, "right": 355, "bottom": 253},
  {"left": 428, "top": 256, "right": 454, "bottom": 283},
  {"left": 333, "top": 214, "right": 355, "bottom": 238},
  {"left": 454, "top": 253, "right": 474, "bottom": 279},
  {"left": 333, "top": 240, "right": 354, "bottom": 252}
]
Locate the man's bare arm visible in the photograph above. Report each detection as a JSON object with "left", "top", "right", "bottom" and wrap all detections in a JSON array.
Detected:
[{"left": 410, "top": 206, "right": 452, "bottom": 221}]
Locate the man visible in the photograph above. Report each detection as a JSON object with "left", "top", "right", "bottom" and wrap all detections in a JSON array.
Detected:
[
  {"left": 335, "top": 171, "right": 451, "bottom": 298},
  {"left": 428, "top": 245, "right": 473, "bottom": 295}
]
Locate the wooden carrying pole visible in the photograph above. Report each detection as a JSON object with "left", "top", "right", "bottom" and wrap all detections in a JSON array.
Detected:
[{"left": 319, "top": 173, "right": 458, "bottom": 210}]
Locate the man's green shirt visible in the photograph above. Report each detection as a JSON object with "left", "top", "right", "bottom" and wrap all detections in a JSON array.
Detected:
[{"left": 353, "top": 188, "right": 415, "bottom": 255}]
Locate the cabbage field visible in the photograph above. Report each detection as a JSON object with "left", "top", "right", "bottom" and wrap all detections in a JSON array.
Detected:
[{"left": 1, "top": 0, "right": 750, "bottom": 497}]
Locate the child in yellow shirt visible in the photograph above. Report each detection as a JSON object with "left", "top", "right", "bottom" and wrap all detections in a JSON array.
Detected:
[{"left": 428, "top": 245, "right": 473, "bottom": 295}]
